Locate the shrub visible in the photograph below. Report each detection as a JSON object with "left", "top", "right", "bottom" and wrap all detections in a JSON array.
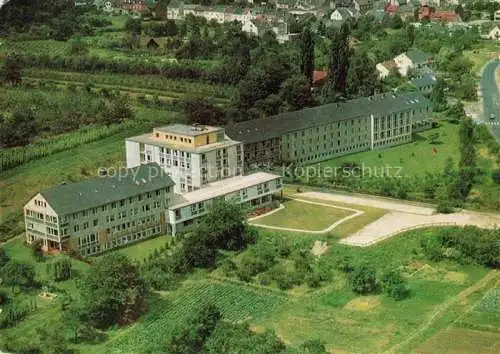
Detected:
[
  {"left": 0, "top": 304, "right": 29, "bottom": 329},
  {"left": 220, "top": 259, "right": 237, "bottom": 277},
  {"left": 348, "top": 264, "right": 379, "bottom": 295},
  {"left": 381, "top": 270, "right": 409, "bottom": 300},
  {"left": 492, "top": 169, "right": 500, "bottom": 185},
  {"left": 269, "top": 265, "right": 296, "bottom": 290},
  {"left": 436, "top": 199, "right": 455, "bottom": 214}
]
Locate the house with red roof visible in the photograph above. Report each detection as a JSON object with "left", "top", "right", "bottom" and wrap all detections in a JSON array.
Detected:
[{"left": 419, "top": 5, "right": 460, "bottom": 22}]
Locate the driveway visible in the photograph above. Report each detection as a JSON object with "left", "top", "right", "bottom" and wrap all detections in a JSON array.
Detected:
[{"left": 299, "top": 192, "right": 500, "bottom": 247}]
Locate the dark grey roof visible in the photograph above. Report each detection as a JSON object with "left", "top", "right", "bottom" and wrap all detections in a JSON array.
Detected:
[
  {"left": 40, "top": 163, "right": 174, "bottom": 215},
  {"left": 225, "top": 92, "right": 430, "bottom": 144},
  {"left": 409, "top": 73, "right": 437, "bottom": 88},
  {"left": 405, "top": 50, "right": 431, "bottom": 64}
]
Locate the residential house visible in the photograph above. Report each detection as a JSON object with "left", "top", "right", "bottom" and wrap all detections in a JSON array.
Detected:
[
  {"left": 384, "top": 2, "right": 399, "bottom": 16},
  {"left": 120, "top": 0, "right": 156, "bottom": 13},
  {"left": 495, "top": 10, "right": 500, "bottom": 22},
  {"left": 330, "top": 7, "right": 360, "bottom": 20},
  {"left": 376, "top": 59, "right": 397, "bottom": 79},
  {"left": 393, "top": 49, "right": 432, "bottom": 76},
  {"left": 225, "top": 92, "right": 433, "bottom": 167},
  {"left": 488, "top": 25, "right": 500, "bottom": 40},
  {"left": 419, "top": 5, "right": 460, "bottom": 22},
  {"left": 241, "top": 19, "right": 259, "bottom": 35},
  {"left": 408, "top": 72, "right": 437, "bottom": 94},
  {"left": 354, "top": 0, "right": 374, "bottom": 12}
]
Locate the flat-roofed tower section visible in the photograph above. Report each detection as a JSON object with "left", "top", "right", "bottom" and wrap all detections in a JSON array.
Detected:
[{"left": 126, "top": 124, "right": 244, "bottom": 193}]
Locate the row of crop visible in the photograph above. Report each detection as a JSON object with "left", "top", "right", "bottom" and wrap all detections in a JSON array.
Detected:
[
  {"left": 107, "top": 281, "right": 285, "bottom": 352},
  {"left": 0, "top": 121, "right": 135, "bottom": 173},
  {"left": 25, "top": 69, "right": 235, "bottom": 99},
  {"left": 3, "top": 40, "right": 69, "bottom": 56},
  {"left": 16, "top": 53, "right": 238, "bottom": 85}
]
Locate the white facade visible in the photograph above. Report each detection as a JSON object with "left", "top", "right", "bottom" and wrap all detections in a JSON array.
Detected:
[
  {"left": 168, "top": 172, "right": 282, "bottom": 234},
  {"left": 376, "top": 63, "right": 392, "bottom": 79},
  {"left": 488, "top": 26, "right": 500, "bottom": 40},
  {"left": 242, "top": 19, "right": 259, "bottom": 35},
  {"left": 394, "top": 53, "right": 415, "bottom": 77},
  {"left": 126, "top": 127, "right": 244, "bottom": 194}
]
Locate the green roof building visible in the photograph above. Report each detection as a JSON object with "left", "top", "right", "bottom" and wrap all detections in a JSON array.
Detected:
[
  {"left": 24, "top": 163, "right": 175, "bottom": 256},
  {"left": 225, "top": 92, "right": 433, "bottom": 167}
]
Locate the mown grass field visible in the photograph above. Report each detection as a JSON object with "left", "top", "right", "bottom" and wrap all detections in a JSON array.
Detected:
[
  {"left": 315, "top": 122, "right": 460, "bottom": 178},
  {"left": 251, "top": 199, "right": 355, "bottom": 231},
  {"left": 289, "top": 195, "right": 387, "bottom": 238},
  {"left": 104, "top": 235, "right": 170, "bottom": 262}
]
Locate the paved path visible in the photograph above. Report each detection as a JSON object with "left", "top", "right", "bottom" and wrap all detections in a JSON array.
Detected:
[
  {"left": 301, "top": 191, "right": 435, "bottom": 215},
  {"left": 299, "top": 192, "right": 500, "bottom": 247}
]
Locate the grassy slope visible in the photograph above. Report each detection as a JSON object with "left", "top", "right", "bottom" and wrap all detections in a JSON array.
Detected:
[
  {"left": 315, "top": 122, "right": 460, "bottom": 177},
  {"left": 0, "top": 107, "right": 179, "bottom": 223},
  {"left": 250, "top": 229, "right": 491, "bottom": 352}
]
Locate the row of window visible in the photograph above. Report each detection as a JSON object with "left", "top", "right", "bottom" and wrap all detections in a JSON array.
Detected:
[
  {"left": 293, "top": 144, "right": 369, "bottom": 163},
  {"left": 25, "top": 210, "right": 45, "bottom": 221},
  {"left": 155, "top": 132, "right": 193, "bottom": 144},
  {"left": 34, "top": 200, "right": 47, "bottom": 208},
  {"left": 63, "top": 189, "right": 168, "bottom": 221},
  {"left": 373, "top": 135, "right": 411, "bottom": 148},
  {"left": 374, "top": 127, "right": 410, "bottom": 141}
]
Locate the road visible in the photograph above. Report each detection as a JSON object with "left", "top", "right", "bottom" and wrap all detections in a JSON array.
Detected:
[{"left": 479, "top": 58, "right": 500, "bottom": 141}]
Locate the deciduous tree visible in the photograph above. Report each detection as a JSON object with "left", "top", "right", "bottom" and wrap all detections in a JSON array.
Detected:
[{"left": 79, "top": 253, "right": 148, "bottom": 329}]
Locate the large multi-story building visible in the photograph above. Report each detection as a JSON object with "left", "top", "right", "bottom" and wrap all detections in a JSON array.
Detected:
[
  {"left": 126, "top": 124, "right": 244, "bottom": 193},
  {"left": 24, "top": 164, "right": 175, "bottom": 256},
  {"left": 25, "top": 124, "right": 283, "bottom": 257},
  {"left": 225, "top": 92, "right": 432, "bottom": 168}
]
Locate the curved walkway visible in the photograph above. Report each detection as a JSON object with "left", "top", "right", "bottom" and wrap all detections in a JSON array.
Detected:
[
  {"left": 249, "top": 198, "right": 364, "bottom": 234},
  {"left": 299, "top": 192, "right": 500, "bottom": 247}
]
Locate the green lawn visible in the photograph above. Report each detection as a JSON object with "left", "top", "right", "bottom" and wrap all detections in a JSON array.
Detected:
[
  {"left": 314, "top": 122, "right": 460, "bottom": 178},
  {"left": 250, "top": 199, "right": 354, "bottom": 231},
  {"left": 108, "top": 235, "right": 169, "bottom": 262},
  {"left": 290, "top": 195, "right": 387, "bottom": 238}
]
